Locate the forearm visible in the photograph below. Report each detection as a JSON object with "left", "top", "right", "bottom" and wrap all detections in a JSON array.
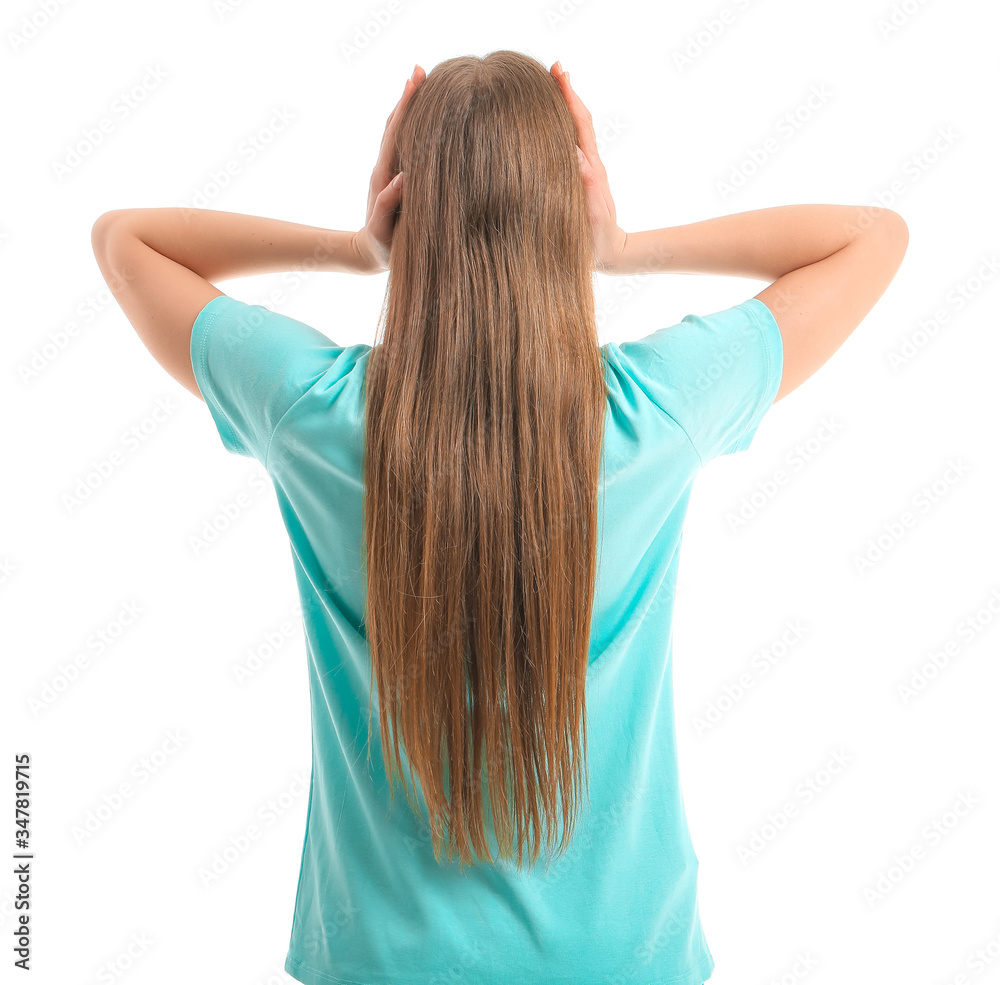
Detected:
[
  {"left": 95, "top": 207, "right": 370, "bottom": 281},
  {"left": 616, "top": 204, "right": 899, "bottom": 280}
]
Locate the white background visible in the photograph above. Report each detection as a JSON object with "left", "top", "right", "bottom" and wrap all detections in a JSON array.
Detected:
[{"left": 3, "top": 0, "right": 999, "bottom": 983}]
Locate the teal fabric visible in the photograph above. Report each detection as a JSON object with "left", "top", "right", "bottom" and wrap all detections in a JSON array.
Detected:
[{"left": 190, "top": 293, "right": 783, "bottom": 985}]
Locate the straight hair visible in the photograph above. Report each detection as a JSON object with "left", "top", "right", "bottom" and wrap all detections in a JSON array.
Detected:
[{"left": 362, "top": 50, "right": 608, "bottom": 871}]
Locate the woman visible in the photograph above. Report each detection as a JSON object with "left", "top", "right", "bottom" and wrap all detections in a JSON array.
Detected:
[{"left": 92, "top": 50, "right": 907, "bottom": 985}]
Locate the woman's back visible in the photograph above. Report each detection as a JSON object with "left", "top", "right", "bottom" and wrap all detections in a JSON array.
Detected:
[{"left": 190, "top": 289, "right": 782, "bottom": 985}]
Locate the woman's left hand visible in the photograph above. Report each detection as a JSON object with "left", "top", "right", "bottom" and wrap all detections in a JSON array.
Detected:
[{"left": 351, "top": 64, "right": 426, "bottom": 274}]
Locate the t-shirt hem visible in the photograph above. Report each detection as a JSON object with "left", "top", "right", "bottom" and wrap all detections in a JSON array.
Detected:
[{"left": 284, "top": 948, "right": 715, "bottom": 985}]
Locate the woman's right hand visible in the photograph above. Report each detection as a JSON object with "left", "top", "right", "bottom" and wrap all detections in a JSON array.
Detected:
[{"left": 551, "top": 62, "right": 628, "bottom": 274}]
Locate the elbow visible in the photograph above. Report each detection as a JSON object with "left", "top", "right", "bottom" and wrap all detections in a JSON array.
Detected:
[
  {"left": 883, "top": 208, "right": 908, "bottom": 234},
  {"left": 880, "top": 210, "right": 909, "bottom": 260},
  {"left": 875, "top": 208, "right": 909, "bottom": 247},
  {"left": 91, "top": 211, "right": 138, "bottom": 268},
  {"left": 91, "top": 210, "right": 132, "bottom": 254},
  {"left": 859, "top": 208, "right": 909, "bottom": 263},
  {"left": 91, "top": 212, "right": 116, "bottom": 257}
]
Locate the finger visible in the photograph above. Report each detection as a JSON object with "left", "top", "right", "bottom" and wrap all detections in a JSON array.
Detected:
[
  {"left": 380, "top": 170, "right": 404, "bottom": 213},
  {"left": 369, "top": 172, "right": 405, "bottom": 243},
  {"left": 576, "top": 145, "right": 596, "bottom": 185},
  {"left": 554, "top": 69, "right": 603, "bottom": 174},
  {"left": 373, "top": 67, "right": 426, "bottom": 189},
  {"left": 365, "top": 74, "right": 417, "bottom": 221},
  {"left": 387, "top": 65, "right": 426, "bottom": 129},
  {"left": 371, "top": 80, "right": 412, "bottom": 187}
]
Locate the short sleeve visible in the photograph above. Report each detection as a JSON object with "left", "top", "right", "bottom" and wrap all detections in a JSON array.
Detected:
[
  {"left": 614, "top": 297, "right": 783, "bottom": 466},
  {"left": 190, "top": 294, "right": 341, "bottom": 464}
]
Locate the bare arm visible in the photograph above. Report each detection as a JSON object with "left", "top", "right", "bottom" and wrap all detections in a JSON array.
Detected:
[
  {"left": 90, "top": 208, "right": 375, "bottom": 397},
  {"left": 550, "top": 63, "right": 909, "bottom": 406},
  {"left": 612, "top": 206, "right": 910, "bottom": 402},
  {"left": 93, "top": 208, "right": 372, "bottom": 283},
  {"left": 612, "top": 204, "right": 897, "bottom": 280},
  {"left": 91, "top": 65, "right": 425, "bottom": 397}
]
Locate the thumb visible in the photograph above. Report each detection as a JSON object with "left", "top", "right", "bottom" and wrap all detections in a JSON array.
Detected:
[
  {"left": 377, "top": 170, "right": 404, "bottom": 218},
  {"left": 368, "top": 171, "right": 404, "bottom": 243},
  {"left": 576, "top": 146, "right": 596, "bottom": 184}
]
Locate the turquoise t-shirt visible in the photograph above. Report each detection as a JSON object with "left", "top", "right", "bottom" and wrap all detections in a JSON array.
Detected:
[{"left": 190, "top": 292, "right": 783, "bottom": 985}]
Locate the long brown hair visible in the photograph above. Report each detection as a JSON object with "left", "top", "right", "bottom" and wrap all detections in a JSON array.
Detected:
[{"left": 362, "top": 50, "right": 608, "bottom": 871}]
